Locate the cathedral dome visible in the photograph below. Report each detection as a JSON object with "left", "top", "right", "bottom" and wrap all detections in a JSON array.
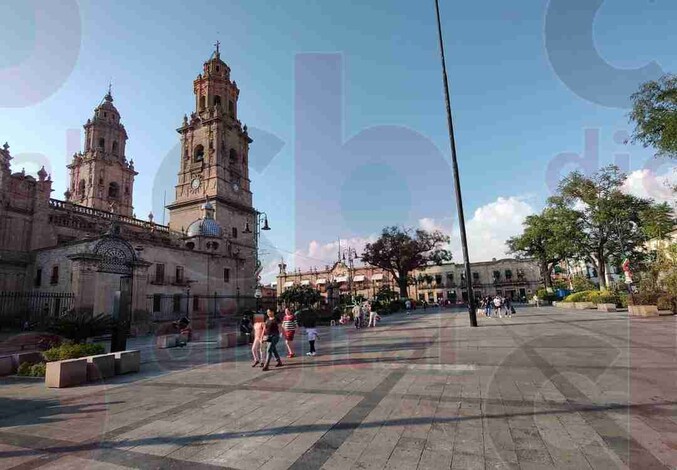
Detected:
[
  {"left": 186, "top": 218, "right": 222, "bottom": 238},
  {"left": 185, "top": 200, "right": 222, "bottom": 238}
]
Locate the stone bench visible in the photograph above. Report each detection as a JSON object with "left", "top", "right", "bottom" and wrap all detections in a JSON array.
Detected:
[
  {"left": 86, "top": 354, "right": 116, "bottom": 381},
  {"left": 597, "top": 303, "right": 617, "bottom": 312},
  {"left": 216, "top": 332, "right": 249, "bottom": 349},
  {"left": 0, "top": 356, "right": 14, "bottom": 376},
  {"left": 46, "top": 358, "right": 87, "bottom": 388},
  {"left": 114, "top": 350, "right": 140, "bottom": 374}
]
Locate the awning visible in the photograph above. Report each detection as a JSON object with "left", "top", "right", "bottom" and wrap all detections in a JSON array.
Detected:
[
  {"left": 316, "top": 279, "right": 327, "bottom": 285},
  {"left": 372, "top": 273, "right": 384, "bottom": 281},
  {"left": 353, "top": 275, "right": 366, "bottom": 282},
  {"left": 301, "top": 280, "right": 310, "bottom": 286},
  {"left": 283, "top": 281, "right": 294, "bottom": 287},
  {"left": 334, "top": 276, "right": 348, "bottom": 283}
]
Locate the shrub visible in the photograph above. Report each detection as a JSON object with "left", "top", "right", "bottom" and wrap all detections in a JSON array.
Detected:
[
  {"left": 563, "top": 291, "right": 594, "bottom": 302},
  {"left": 42, "top": 342, "right": 105, "bottom": 362},
  {"left": 17, "top": 362, "right": 46, "bottom": 377},
  {"left": 656, "top": 294, "right": 676, "bottom": 312},
  {"left": 536, "top": 288, "right": 560, "bottom": 302},
  {"left": 571, "top": 275, "right": 596, "bottom": 292},
  {"left": 47, "top": 312, "right": 116, "bottom": 344},
  {"left": 628, "top": 291, "right": 660, "bottom": 306}
]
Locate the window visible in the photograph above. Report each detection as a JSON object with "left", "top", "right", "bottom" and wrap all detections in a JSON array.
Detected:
[
  {"left": 493, "top": 270, "right": 501, "bottom": 279},
  {"left": 176, "top": 266, "right": 184, "bottom": 283},
  {"left": 435, "top": 274, "right": 442, "bottom": 285},
  {"left": 194, "top": 145, "right": 204, "bottom": 162},
  {"left": 112, "top": 141, "right": 119, "bottom": 155},
  {"left": 229, "top": 148, "right": 237, "bottom": 164},
  {"left": 172, "top": 294, "right": 182, "bottom": 313},
  {"left": 34, "top": 269, "right": 42, "bottom": 287},
  {"left": 98, "top": 138, "right": 105, "bottom": 150},
  {"left": 505, "top": 269, "right": 513, "bottom": 279},
  {"left": 78, "top": 180, "right": 85, "bottom": 195},
  {"left": 229, "top": 100, "right": 235, "bottom": 117},
  {"left": 108, "top": 182, "right": 119, "bottom": 198},
  {"left": 214, "top": 95, "right": 222, "bottom": 107},
  {"left": 446, "top": 273, "right": 454, "bottom": 281},
  {"left": 50, "top": 266, "right": 59, "bottom": 285},
  {"left": 231, "top": 227, "right": 237, "bottom": 238},
  {"left": 224, "top": 268, "right": 230, "bottom": 283},
  {"left": 155, "top": 263, "right": 165, "bottom": 283},
  {"left": 152, "top": 294, "right": 162, "bottom": 312},
  {"left": 473, "top": 272, "right": 480, "bottom": 280},
  {"left": 192, "top": 295, "right": 200, "bottom": 311},
  {"left": 199, "top": 95, "right": 206, "bottom": 110}
]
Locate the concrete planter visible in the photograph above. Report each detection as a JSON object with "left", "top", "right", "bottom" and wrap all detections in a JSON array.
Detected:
[
  {"left": 86, "top": 354, "right": 116, "bottom": 381},
  {"left": 12, "top": 351, "right": 44, "bottom": 370},
  {"left": 216, "top": 332, "right": 249, "bottom": 349},
  {"left": 46, "top": 358, "right": 87, "bottom": 388},
  {"left": 156, "top": 335, "right": 178, "bottom": 349},
  {"left": 573, "top": 302, "right": 595, "bottom": 310},
  {"left": 555, "top": 302, "right": 570, "bottom": 308},
  {"left": 597, "top": 303, "right": 617, "bottom": 312},
  {"left": 114, "top": 350, "right": 140, "bottom": 374},
  {"left": 628, "top": 305, "right": 659, "bottom": 317},
  {"left": 0, "top": 356, "right": 15, "bottom": 376}
]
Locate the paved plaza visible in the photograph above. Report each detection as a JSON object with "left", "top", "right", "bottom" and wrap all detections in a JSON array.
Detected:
[{"left": 0, "top": 307, "right": 675, "bottom": 469}]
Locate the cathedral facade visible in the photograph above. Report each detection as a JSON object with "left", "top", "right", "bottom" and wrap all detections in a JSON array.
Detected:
[{"left": 0, "top": 47, "right": 259, "bottom": 325}]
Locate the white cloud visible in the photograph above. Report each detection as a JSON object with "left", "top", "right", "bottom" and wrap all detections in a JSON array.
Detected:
[
  {"left": 418, "top": 196, "right": 535, "bottom": 262},
  {"left": 621, "top": 169, "right": 676, "bottom": 205}
]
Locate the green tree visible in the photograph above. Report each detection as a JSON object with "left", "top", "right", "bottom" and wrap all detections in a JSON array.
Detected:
[
  {"left": 629, "top": 74, "right": 677, "bottom": 159},
  {"left": 361, "top": 226, "right": 451, "bottom": 298},
  {"left": 551, "top": 165, "right": 674, "bottom": 290},
  {"left": 507, "top": 206, "right": 581, "bottom": 289},
  {"left": 279, "top": 284, "right": 322, "bottom": 310}
]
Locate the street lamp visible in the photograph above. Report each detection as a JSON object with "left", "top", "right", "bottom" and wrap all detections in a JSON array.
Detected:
[
  {"left": 244, "top": 211, "right": 271, "bottom": 298},
  {"left": 342, "top": 247, "right": 359, "bottom": 302},
  {"left": 434, "top": 0, "right": 477, "bottom": 327},
  {"left": 205, "top": 240, "right": 219, "bottom": 319}
]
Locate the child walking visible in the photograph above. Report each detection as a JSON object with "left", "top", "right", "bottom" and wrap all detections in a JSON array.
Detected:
[{"left": 305, "top": 314, "right": 319, "bottom": 357}]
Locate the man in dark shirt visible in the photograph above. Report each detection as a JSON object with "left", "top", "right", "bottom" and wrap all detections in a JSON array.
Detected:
[{"left": 262, "top": 308, "right": 283, "bottom": 370}]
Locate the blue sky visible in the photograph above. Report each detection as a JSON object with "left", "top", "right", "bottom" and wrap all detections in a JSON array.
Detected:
[{"left": 1, "top": 0, "right": 675, "bottom": 280}]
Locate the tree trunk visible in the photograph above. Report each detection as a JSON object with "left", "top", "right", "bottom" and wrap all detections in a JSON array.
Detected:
[
  {"left": 398, "top": 274, "right": 409, "bottom": 299},
  {"left": 540, "top": 260, "right": 551, "bottom": 289},
  {"left": 597, "top": 251, "right": 607, "bottom": 290}
]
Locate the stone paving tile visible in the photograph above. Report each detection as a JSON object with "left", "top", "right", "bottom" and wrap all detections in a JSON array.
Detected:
[{"left": 1, "top": 308, "right": 676, "bottom": 470}]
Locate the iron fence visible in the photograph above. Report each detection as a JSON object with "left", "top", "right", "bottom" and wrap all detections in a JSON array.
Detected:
[
  {"left": 0, "top": 291, "right": 75, "bottom": 327},
  {"left": 146, "top": 293, "right": 278, "bottom": 323}
]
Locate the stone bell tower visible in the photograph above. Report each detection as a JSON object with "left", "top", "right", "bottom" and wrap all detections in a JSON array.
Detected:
[
  {"left": 167, "top": 43, "right": 255, "bottom": 239},
  {"left": 66, "top": 87, "right": 137, "bottom": 217}
]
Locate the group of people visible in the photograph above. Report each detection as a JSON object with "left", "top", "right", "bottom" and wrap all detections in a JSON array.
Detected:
[
  {"left": 339, "top": 301, "right": 380, "bottom": 328},
  {"left": 480, "top": 295, "right": 516, "bottom": 318},
  {"left": 247, "top": 308, "right": 319, "bottom": 371}
]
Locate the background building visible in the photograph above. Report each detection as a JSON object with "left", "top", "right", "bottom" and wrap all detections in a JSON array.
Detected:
[{"left": 276, "top": 256, "right": 541, "bottom": 304}]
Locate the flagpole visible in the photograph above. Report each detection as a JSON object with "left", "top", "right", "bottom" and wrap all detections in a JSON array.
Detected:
[{"left": 434, "top": 0, "right": 478, "bottom": 327}]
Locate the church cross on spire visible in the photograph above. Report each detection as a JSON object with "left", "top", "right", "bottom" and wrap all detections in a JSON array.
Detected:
[{"left": 215, "top": 40, "right": 220, "bottom": 55}]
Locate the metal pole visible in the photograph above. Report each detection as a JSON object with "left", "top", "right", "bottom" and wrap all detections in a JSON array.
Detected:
[{"left": 434, "top": 0, "right": 477, "bottom": 326}]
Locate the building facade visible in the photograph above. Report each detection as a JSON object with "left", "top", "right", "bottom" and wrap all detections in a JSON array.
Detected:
[
  {"left": 276, "top": 257, "right": 541, "bottom": 304},
  {"left": 0, "top": 46, "right": 259, "bottom": 325}
]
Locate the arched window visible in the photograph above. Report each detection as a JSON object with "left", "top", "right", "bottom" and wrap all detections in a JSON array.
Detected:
[
  {"left": 214, "top": 95, "right": 222, "bottom": 107},
  {"left": 194, "top": 145, "right": 204, "bottom": 162},
  {"left": 112, "top": 141, "right": 119, "bottom": 155},
  {"left": 232, "top": 227, "right": 237, "bottom": 238},
  {"left": 199, "top": 96, "right": 206, "bottom": 110},
  {"left": 78, "top": 179, "right": 85, "bottom": 195},
  {"left": 108, "top": 182, "right": 119, "bottom": 199},
  {"left": 228, "top": 100, "right": 235, "bottom": 117},
  {"left": 229, "top": 148, "right": 237, "bottom": 164},
  {"left": 98, "top": 138, "right": 105, "bottom": 150}
]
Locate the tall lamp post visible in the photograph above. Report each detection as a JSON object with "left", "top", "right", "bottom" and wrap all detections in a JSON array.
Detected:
[
  {"left": 342, "top": 247, "right": 358, "bottom": 302},
  {"left": 434, "top": 0, "right": 477, "bottom": 326},
  {"left": 244, "top": 211, "right": 271, "bottom": 304}
]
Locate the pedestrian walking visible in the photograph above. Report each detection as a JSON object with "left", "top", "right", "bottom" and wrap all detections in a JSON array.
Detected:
[
  {"left": 262, "top": 308, "right": 283, "bottom": 371},
  {"left": 352, "top": 303, "right": 362, "bottom": 329},
  {"left": 484, "top": 296, "right": 492, "bottom": 317},
  {"left": 493, "top": 295, "right": 503, "bottom": 319},
  {"left": 367, "top": 302, "right": 378, "bottom": 327},
  {"left": 282, "top": 308, "right": 298, "bottom": 358},
  {"left": 305, "top": 314, "right": 319, "bottom": 356},
  {"left": 505, "top": 297, "right": 514, "bottom": 318},
  {"left": 251, "top": 313, "right": 265, "bottom": 367}
]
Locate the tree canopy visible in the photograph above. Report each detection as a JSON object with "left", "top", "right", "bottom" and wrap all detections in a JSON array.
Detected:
[
  {"left": 361, "top": 226, "right": 451, "bottom": 298},
  {"left": 629, "top": 73, "right": 677, "bottom": 159},
  {"left": 279, "top": 284, "right": 322, "bottom": 310}
]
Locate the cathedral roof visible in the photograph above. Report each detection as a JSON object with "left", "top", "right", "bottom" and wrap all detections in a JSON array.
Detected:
[{"left": 186, "top": 218, "right": 222, "bottom": 238}]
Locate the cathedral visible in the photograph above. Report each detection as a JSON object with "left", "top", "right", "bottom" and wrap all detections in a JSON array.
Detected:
[{"left": 0, "top": 46, "right": 261, "bottom": 325}]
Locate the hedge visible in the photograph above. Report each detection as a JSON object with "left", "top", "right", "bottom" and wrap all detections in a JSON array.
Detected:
[
  {"left": 562, "top": 290, "right": 627, "bottom": 307},
  {"left": 42, "top": 343, "right": 105, "bottom": 362}
]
